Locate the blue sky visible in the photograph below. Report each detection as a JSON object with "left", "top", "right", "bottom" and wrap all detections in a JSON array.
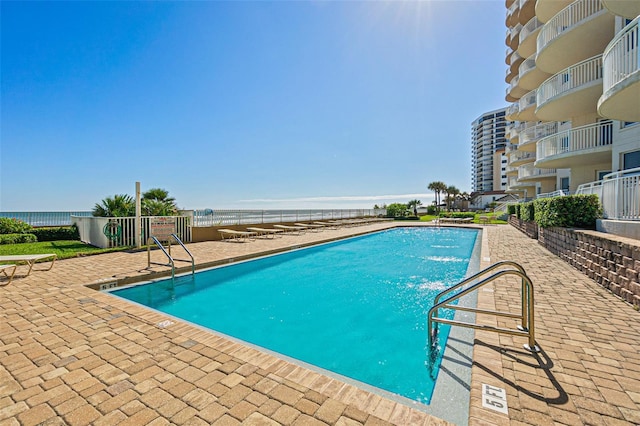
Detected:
[{"left": 1, "top": 1, "right": 507, "bottom": 211}]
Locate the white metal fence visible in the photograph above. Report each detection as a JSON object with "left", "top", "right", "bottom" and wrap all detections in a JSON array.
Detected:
[
  {"left": 191, "top": 209, "right": 385, "bottom": 227},
  {"left": 576, "top": 167, "right": 640, "bottom": 221},
  {"left": 73, "top": 216, "right": 192, "bottom": 248},
  {"left": 0, "top": 211, "right": 92, "bottom": 227}
]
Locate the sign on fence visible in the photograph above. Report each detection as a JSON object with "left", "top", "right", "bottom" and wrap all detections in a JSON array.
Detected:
[{"left": 150, "top": 217, "right": 175, "bottom": 241}]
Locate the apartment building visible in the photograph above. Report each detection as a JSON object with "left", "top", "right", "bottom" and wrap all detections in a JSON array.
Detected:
[
  {"left": 471, "top": 108, "right": 510, "bottom": 194},
  {"left": 504, "top": 0, "right": 640, "bottom": 198}
]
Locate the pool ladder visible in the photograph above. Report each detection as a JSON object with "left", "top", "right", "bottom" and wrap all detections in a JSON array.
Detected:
[
  {"left": 147, "top": 233, "right": 195, "bottom": 279},
  {"left": 428, "top": 261, "right": 539, "bottom": 356}
]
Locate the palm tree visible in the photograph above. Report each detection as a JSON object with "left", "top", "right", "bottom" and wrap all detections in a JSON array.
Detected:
[
  {"left": 407, "top": 199, "right": 422, "bottom": 216},
  {"left": 142, "top": 188, "right": 178, "bottom": 216},
  {"left": 427, "top": 181, "right": 447, "bottom": 213},
  {"left": 92, "top": 194, "right": 135, "bottom": 217},
  {"left": 446, "top": 186, "right": 460, "bottom": 211}
]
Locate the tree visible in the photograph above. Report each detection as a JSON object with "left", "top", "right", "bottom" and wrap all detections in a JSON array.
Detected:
[
  {"left": 92, "top": 194, "right": 135, "bottom": 217},
  {"left": 446, "top": 186, "right": 460, "bottom": 211},
  {"left": 427, "top": 181, "right": 447, "bottom": 213},
  {"left": 407, "top": 199, "right": 422, "bottom": 216},
  {"left": 142, "top": 188, "right": 178, "bottom": 216}
]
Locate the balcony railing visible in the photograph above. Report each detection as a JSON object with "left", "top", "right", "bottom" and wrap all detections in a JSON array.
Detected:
[
  {"left": 518, "top": 89, "right": 537, "bottom": 112},
  {"left": 537, "top": 0, "right": 605, "bottom": 55},
  {"left": 519, "top": 56, "right": 536, "bottom": 79},
  {"left": 510, "top": 151, "right": 536, "bottom": 164},
  {"left": 576, "top": 167, "right": 640, "bottom": 221},
  {"left": 518, "top": 163, "right": 556, "bottom": 179},
  {"left": 537, "top": 55, "right": 603, "bottom": 107},
  {"left": 536, "top": 121, "right": 613, "bottom": 161},
  {"left": 602, "top": 16, "right": 639, "bottom": 97},
  {"left": 506, "top": 103, "right": 519, "bottom": 120},
  {"left": 518, "top": 121, "right": 558, "bottom": 149},
  {"left": 520, "top": 17, "right": 542, "bottom": 44}
]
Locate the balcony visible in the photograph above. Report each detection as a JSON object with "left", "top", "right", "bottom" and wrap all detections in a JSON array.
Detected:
[
  {"left": 518, "top": 0, "right": 536, "bottom": 26},
  {"left": 506, "top": 165, "right": 519, "bottom": 176},
  {"left": 535, "top": 121, "right": 614, "bottom": 168},
  {"left": 519, "top": 55, "right": 552, "bottom": 91},
  {"left": 600, "top": 0, "right": 640, "bottom": 19},
  {"left": 517, "top": 122, "right": 559, "bottom": 154},
  {"left": 536, "top": 0, "right": 614, "bottom": 74},
  {"left": 598, "top": 17, "right": 640, "bottom": 122},
  {"left": 518, "top": 163, "right": 557, "bottom": 181},
  {"left": 505, "top": 103, "right": 519, "bottom": 121},
  {"left": 517, "top": 89, "right": 537, "bottom": 121},
  {"left": 507, "top": 176, "right": 536, "bottom": 193},
  {"left": 535, "top": 0, "right": 573, "bottom": 24},
  {"left": 518, "top": 17, "right": 542, "bottom": 58},
  {"left": 536, "top": 55, "right": 602, "bottom": 121},
  {"left": 510, "top": 150, "right": 536, "bottom": 166},
  {"left": 507, "top": 24, "right": 522, "bottom": 51},
  {"left": 509, "top": 50, "right": 524, "bottom": 75},
  {"left": 507, "top": 74, "right": 529, "bottom": 100},
  {"left": 506, "top": 1, "right": 520, "bottom": 27}
]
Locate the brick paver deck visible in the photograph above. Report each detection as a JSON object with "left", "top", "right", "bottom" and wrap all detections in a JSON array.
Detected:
[{"left": 1, "top": 223, "right": 639, "bottom": 425}]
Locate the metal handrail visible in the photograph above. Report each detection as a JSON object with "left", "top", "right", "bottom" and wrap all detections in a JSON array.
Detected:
[
  {"left": 148, "top": 236, "right": 175, "bottom": 278},
  {"left": 147, "top": 234, "right": 195, "bottom": 279},
  {"left": 170, "top": 233, "right": 195, "bottom": 274},
  {"left": 428, "top": 261, "right": 539, "bottom": 355}
]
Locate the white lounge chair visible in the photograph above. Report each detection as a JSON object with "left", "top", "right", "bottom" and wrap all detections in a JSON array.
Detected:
[
  {"left": 218, "top": 229, "right": 256, "bottom": 242},
  {"left": 273, "top": 224, "right": 306, "bottom": 234},
  {"left": 0, "top": 253, "right": 57, "bottom": 276},
  {"left": 245, "top": 227, "right": 284, "bottom": 238},
  {"left": 294, "top": 223, "right": 323, "bottom": 232},
  {"left": 0, "top": 264, "right": 17, "bottom": 286}
]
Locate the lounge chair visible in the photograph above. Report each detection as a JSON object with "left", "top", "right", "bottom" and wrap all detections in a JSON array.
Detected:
[
  {"left": 313, "top": 221, "right": 338, "bottom": 229},
  {"left": 0, "top": 264, "right": 17, "bottom": 286},
  {"left": 245, "top": 227, "right": 284, "bottom": 238},
  {"left": 294, "top": 223, "right": 323, "bottom": 232},
  {"left": 273, "top": 224, "right": 307, "bottom": 234},
  {"left": 218, "top": 229, "right": 256, "bottom": 242},
  {"left": 0, "top": 253, "right": 57, "bottom": 276}
]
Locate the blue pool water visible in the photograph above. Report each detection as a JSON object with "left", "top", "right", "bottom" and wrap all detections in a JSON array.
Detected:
[{"left": 111, "top": 227, "right": 479, "bottom": 404}]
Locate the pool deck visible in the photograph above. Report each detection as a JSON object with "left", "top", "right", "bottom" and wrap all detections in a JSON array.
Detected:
[{"left": 1, "top": 223, "right": 639, "bottom": 425}]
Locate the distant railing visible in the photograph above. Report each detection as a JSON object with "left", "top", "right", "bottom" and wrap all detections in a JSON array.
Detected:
[
  {"left": 518, "top": 163, "right": 556, "bottom": 180},
  {"left": 191, "top": 209, "right": 385, "bottom": 227},
  {"left": 537, "top": 55, "right": 603, "bottom": 109},
  {"left": 601, "top": 16, "right": 639, "bottom": 98},
  {"left": 0, "top": 211, "right": 92, "bottom": 227},
  {"left": 537, "top": 190, "right": 569, "bottom": 199},
  {"left": 520, "top": 16, "right": 542, "bottom": 45},
  {"left": 520, "top": 121, "right": 559, "bottom": 147},
  {"left": 518, "top": 89, "right": 537, "bottom": 112},
  {"left": 73, "top": 216, "right": 192, "bottom": 248},
  {"left": 576, "top": 167, "right": 640, "bottom": 221},
  {"left": 536, "top": 121, "right": 613, "bottom": 162}
]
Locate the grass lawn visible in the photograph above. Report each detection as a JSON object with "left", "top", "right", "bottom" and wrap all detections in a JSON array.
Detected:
[{"left": 0, "top": 241, "right": 132, "bottom": 261}]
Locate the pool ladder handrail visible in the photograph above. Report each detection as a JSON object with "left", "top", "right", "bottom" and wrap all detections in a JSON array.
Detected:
[
  {"left": 428, "top": 261, "right": 539, "bottom": 353},
  {"left": 147, "top": 233, "right": 195, "bottom": 279}
]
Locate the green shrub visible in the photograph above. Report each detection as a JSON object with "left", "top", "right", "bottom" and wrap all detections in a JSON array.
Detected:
[
  {"left": 507, "top": 204, "right": 516, "bottom": 215},
  {"left": 534, "top": 194, "right": 601, "bottom": 228},
  {"left": 426, "top": 205, "right": 438, "bottom": 215},
  {"left": 520, "top": 202, "right": 535, "bottom": 222},
  {"left": 393, "top": 216, "right": 420, "bottom": 221},
  {"left": 0, "top": 233, "right": 38, "bottom": 245},
  {"left": 31, "top": 226, "right": 80, "bottom": 242},
  {"left": 514, "top": 204, "right": 521, "bottom": 219},
  {"left": 385, "top": 203, "right": 408, "bottom": 217},
  {"left": 0, "top": 218, "right": 33, "bottom": 234}
]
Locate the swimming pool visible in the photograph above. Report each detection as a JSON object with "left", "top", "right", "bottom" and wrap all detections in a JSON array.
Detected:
[{"left": 111, "top": 227, "right": 479, "bottom": 405}]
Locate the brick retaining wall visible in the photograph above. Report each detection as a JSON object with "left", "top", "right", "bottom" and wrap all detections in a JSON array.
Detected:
[
  {"left": 508, "top": 215, "right": 538, "bottom": 239},
  {"left": 509, "top": 215, "right": 640, "bottom": 307}
]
